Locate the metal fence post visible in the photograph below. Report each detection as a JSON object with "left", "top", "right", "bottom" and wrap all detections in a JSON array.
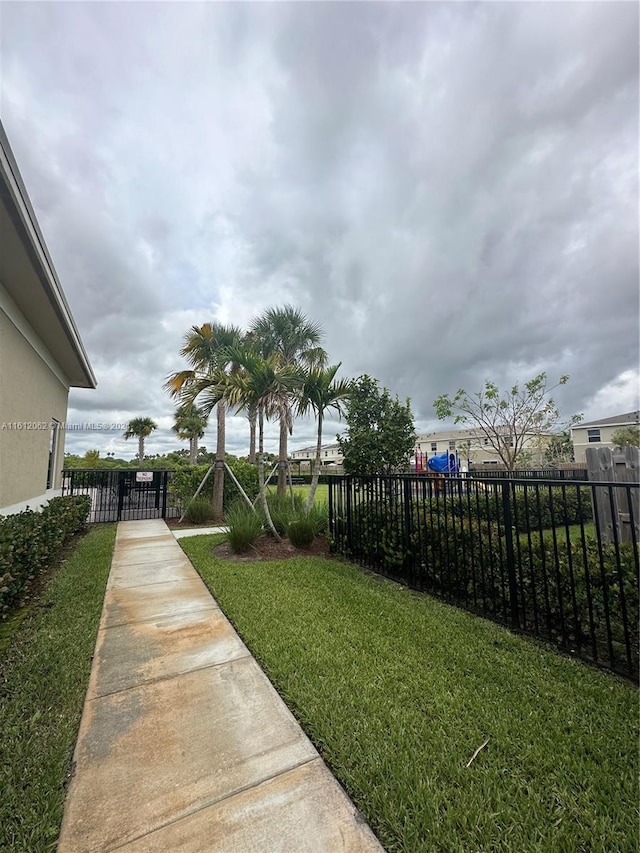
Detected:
[{"left": 502, "top": 482, "right": 520, "bottom": 629}]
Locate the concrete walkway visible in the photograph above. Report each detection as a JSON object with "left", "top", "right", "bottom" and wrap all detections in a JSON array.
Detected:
[{"left": 58, "top": 520, "right": 383, "bottom": 853}]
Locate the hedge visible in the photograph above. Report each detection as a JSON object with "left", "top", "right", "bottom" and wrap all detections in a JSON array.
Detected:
[
  {"left": 168, "top": 459, "right": 260, "bottom": 515},
  {"left": 0, "top": 495, "right": 91, "bottom": 620}
]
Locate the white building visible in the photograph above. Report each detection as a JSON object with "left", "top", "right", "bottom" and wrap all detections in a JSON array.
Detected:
[{"left": 290, "top": 443, "right": 344, "bottom": 468}]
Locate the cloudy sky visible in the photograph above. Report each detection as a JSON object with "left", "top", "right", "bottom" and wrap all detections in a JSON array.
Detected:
[{"left": 2, "top": 1, "right": 638, "bottom": 460}]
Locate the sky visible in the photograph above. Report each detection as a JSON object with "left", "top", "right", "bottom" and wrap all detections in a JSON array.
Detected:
[{"left": 1, "top": 1, "right": 638, "bottom": 460}]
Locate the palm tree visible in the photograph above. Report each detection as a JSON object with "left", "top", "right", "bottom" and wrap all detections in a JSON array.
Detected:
[
  {"left": 251, "top": 305, "right": 326, "bottom": 495},
  {"left": 223, "top": 346, "right": 304, "bottom": 540},
  {"left": 297, "top": 364, "right": 352, "bottom": 511},
  {"left": 165, "top": 322, "right": 242, "bottom": 521},
  {"left": 124, "top": 417, "right": 157, "bottom": 465},
  {"left": 172, "top": 402, "right": 208, "bottom": 464}
]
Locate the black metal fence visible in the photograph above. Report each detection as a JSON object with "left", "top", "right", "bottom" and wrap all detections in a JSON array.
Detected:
[
  {"left": 62, "top": 469, "right": 179, "bottom": 522},
  {"left": 328, "top": 474, "right": 639, "bottom": 681},
  {"left": 470, "top": 467, "right": 589, "bottom": 480}
]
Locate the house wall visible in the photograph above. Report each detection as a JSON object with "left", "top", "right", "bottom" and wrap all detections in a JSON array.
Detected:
[
  {"left": 415, "top": 431, "right": 548, "bottom": 466},
  {"left": 572, "top": 425, "right": 633, "bottom": 464},
  {"left": 0, "top": 307, "right": 69, "bottom": 509}
]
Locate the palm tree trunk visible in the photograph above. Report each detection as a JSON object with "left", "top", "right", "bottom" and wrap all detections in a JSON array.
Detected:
[
  {"left": 138, "top": 436, "right": 144, "bottom": 466},
  {"left": 212, "top": 401, "right": 225, "bottom": 521},
  {"left": 306, "top": 412, "right": 323, "bottom": 512},
  {"left": 189, "top": 436, "right": 198, "bottom": 465},
  {"left": 258, "top": 405, "right": 280, "bottom": 540},
  {"left": 248, "top": 405, "right": 257, "bottom": 464},
  {"left": 277, "top": 406, "right": 288, "bottom": 496}
]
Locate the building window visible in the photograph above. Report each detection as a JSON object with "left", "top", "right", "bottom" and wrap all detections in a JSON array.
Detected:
[
  {"left": 587, "top": 429, "right": 601, "bottom": 443},
  {"left": 431, "top": 442, "right": 437, "bottom": 452},
  {"left": 449, "top": 440, "right": 456, "bottom": 450},
  {"left": 484, "top": 437, "right": 489, "bottom": 445},
  {"left": 47, "top": 419, "right": 60, "bottom": 489},
  {"left": 503, "top": 435, "right": 513, "bottom": 447},
  {"left": 482, "top": 460, "right": 498, "bottom": 465}
]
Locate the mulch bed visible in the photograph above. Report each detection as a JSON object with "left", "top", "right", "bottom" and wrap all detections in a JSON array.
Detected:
[{"left": 211, "top": 534, "right": 332, "bottom": 562}]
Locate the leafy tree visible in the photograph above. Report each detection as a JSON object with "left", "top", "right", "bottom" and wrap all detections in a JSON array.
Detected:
[
  {"left": 83, "top": 449, "right": 100, "bottom": 467},
  {"left": 543, "top": 430, "right": 575, "bottom": 467},
  {"left": 250, "top": 305, "right": 326, "bottom": 495},
  {"left": 297, "top": 363, "right": 352, "bottom": 510},
  {"left": 172, "top": 402, "right": 208, "bottom": 464},
  {"left": 123, "top": 417, "right": 157, "bottom": 465},
  {"left": 165, "top": 322, "right": 243, "bottom": 521},
  {"left": 611, "top": 425, "right": 640, "bottom": 447},
  {"left": 337, "top": 375, "right": 416, "bottom": 475},
  {"left": 434, "top": 373, "right": 580, "bottom": 472}
]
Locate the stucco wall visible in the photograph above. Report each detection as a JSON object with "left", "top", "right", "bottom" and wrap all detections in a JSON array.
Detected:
[
  {"left": 572, "top": 425, "right": 629, "bottom": 464},
  {"left": 0, "top": 310, "right": 69, "bottom": 508}
]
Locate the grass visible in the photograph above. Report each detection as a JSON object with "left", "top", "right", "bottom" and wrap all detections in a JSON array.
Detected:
[
  {"left": 266, "top": 483, "right": 329, "bottom": 505},
  {"left": 0, "top": 524, "right": 116, "bottom": 853},
  {"left": 182, "top": 534, "right": 639, "bottom": 853}
]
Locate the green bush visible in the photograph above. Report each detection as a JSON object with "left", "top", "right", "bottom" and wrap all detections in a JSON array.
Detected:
[
  {"left": 226, "top": 502, "right": 263, "bottom": 553},
  {"left": 305, "top": 501, "right": 329, "bottom": 536},
  {"left": 287, "top": 517, "right": 316, "bottom": 548},
  {"left": 266, "top": 492, "right": 305, "bottom": 536},
  {"left": 184, "top": 497, "right": 213, "bottom": 524},
  {"left": 0, "top": 495, "right": 91, "bottom": 619},
  {"left": 168, "top": 459, "right": 260, "bottom": 515}
]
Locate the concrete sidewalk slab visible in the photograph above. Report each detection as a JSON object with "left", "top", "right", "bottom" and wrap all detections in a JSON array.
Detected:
[
  {"left": 87, "top": 608, "right": 250, "bottom": 698},
  {"left": 122, "top": 759, "right": 382, "bottom": 853},
  {"left": 58, "top": 519, "right": 383, "bottom": 853},
  {"left": 102, "top": 577, "right": 215, "bottom": 628},
  {"left": 172, "top": 526, "right": 228, "bottom": 539},
  {"left": 107, "top": 557, "right": 196, "bottom": 590}
]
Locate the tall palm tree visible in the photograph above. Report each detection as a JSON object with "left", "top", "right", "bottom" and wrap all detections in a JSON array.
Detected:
[
  {"left": 124, "top": 417, "right": 157, "bottom": 466},
  {"left": 172, "top": 402, "right": 208, "bottom": 464},
  {"left": 251, "top": 305, "right": 326, "bottom": 495},
  {"left": 223, "top": 346, "right": 304, "bottom": 539},
  {"left": 297, "top": 364, "right": 352, "bottom": 511},
  {"left": 165, "top": 322, "right": 242, "bottom": 521}
]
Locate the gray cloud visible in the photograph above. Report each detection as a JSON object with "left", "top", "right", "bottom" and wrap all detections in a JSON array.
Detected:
[{"left": 1, "top": 1, "right": 637, "bottom": 459}]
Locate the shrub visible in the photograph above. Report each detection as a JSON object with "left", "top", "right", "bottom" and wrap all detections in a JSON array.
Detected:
[
  {"left": 306, "top": 501, "right": 329, "bottom": 536},
  {"left": 0, "top": 495, "right": 91, "bottom": 619},
  {"left": 266, "top": 492, "right": 305, "bottom": 537},
  {"left": 287, "top": 517, "right": 316, "bottom": 548},
  {"left": 226, "top": 502, "right": 263, "bottom": 553},
  {"left": 168, "top": 460, "right": 260, "bottom": 515},
  {"left": 184, "top": 497, "right": 213, "bottom": 525}
]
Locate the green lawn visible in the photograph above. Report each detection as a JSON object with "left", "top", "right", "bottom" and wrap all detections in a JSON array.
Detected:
[
  {"left": 0, "top": 525, "right": 116, "bottom": 853},
  {"left": 182, "top": 534, "right": 639, "bottom": 853},
  {"left": 266, "top": 482, "right": 329, "bottom": 505}
]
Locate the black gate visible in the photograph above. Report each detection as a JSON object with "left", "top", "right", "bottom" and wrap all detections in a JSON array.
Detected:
[{"left": 62, "top": 469, "right": 179, "bottom": 522}]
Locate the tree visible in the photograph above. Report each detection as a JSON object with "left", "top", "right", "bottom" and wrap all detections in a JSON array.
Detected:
[
  {"left": 165, "top": 322, "right": 243, "bottom": 521},
  {"left": 123, "top": 417, "right": 157, "bottom": 465},
  {"left": 433, "top": 373, "right": 580, "bottom": 472},
  {"left": 611, "top": 425, "right": 640, "bottom": 447},
  {"left": 172, "top": 402, "right": 208, "bottom": 464},
  {"left": 83, "top": 449, "right": 100, "bottom": 467},
  {"left": 297, "top": 363, "right": 352, "bottom": 510},
  {"left": 543, "top": 430, "right": 575, "bottom": 467},
  {"left": 223, "top": 346, "right": 304, "bottom": 539},
  {"left": 337, "top": 375, "right": 416, "bottom": 475},
  {"left": 250, "top": 305, "right": 326, "bottom": 495}
]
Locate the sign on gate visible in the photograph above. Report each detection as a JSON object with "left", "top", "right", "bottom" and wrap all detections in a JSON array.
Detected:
[{"left": 136, "top": 471, "right": 154, "bottom": 482}]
